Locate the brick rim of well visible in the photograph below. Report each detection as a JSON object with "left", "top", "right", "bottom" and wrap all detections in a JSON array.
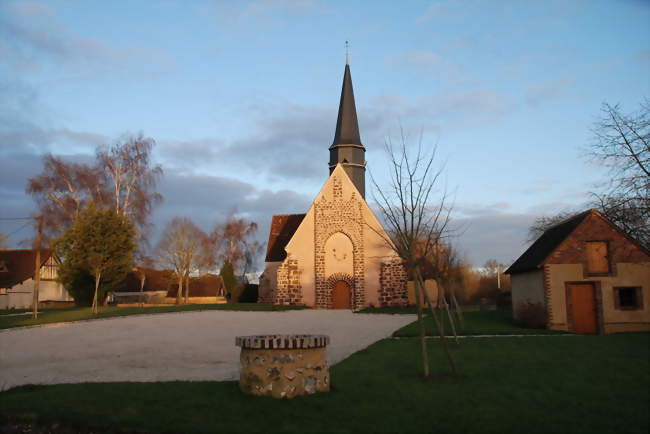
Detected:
[{"left": 235, "top": 334, "right": 330, "bottom": 349}]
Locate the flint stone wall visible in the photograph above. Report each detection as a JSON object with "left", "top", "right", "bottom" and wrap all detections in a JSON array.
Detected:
[
  {"left": 236, "top": 334, "right": 330, "bottom": 399},
  {"left": 379, "top": 259, "right": 408, "bottom": 307}
]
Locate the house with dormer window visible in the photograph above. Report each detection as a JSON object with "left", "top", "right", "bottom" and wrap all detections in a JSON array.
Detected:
[{"left": 0, "top": 249, "right": 72, "bottom": 309}]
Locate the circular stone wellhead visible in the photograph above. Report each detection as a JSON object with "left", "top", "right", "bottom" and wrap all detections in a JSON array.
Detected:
[
  {"left": 235, "top": 334, "right": 330, "bottom": 350},
  {"left": 235, "top": 334, "right": 331, "bottom": 399}
]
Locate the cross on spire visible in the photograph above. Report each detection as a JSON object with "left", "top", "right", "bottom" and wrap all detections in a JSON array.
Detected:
[{"left": 345, "top": 40, "right": 349, "bottom": 65}]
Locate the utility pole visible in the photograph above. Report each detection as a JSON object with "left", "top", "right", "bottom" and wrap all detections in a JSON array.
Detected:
[
  {"left": 497, "top": 264, "right": 501, "bottom": 290},
  {"left": 32, "top": 216, "right": 43, "bottom": 320}
]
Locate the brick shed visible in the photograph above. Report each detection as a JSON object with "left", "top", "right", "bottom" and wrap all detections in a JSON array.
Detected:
[{"left": 505, "top": 209, "right": 650, "bottom": 334}]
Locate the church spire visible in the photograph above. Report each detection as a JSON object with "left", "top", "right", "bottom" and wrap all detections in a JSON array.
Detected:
[
  {"left": 332, "top": 63, "right": 362, "bottom": 147},
  {"left": 329, "top": 59, "right": 366, "bottom": 198}
]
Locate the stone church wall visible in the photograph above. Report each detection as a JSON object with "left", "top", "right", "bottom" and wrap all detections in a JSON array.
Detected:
[
  {"left": 274, "top": 259, "right": 303, "bottom": 305},
  {"left": 314, "top": 175, "right": 365, "bottom": 310},
  {"left": 379, "top": 259, "right": 408, "bottom": 307}
]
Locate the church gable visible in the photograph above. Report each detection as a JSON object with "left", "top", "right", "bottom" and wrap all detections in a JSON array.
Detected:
[
  {"left": 312, "top": 166, "right": 366, "bottom": 308},
  {"left": 279, "top": 164, "right": 399, "bottom": 309}
]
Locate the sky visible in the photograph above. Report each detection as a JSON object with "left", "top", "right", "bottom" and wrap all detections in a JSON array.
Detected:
[{"left": 1, "top": 0, "right": 649, "bottom": 268}]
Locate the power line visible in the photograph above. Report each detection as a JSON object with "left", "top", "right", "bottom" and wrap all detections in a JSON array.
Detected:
[
  {"left": 6, "top": 222, "right": 31, "bottom": 237},
  {"left": 0, "top": 217, "right": 34, "bottom": 221}
]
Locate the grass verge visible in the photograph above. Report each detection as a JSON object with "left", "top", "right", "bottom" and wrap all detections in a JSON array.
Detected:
[
  {"left": 392, "top": 308, "right": 565, "bottom": 336},
  {"left": 1, "top": 333, "right": 647, "bottom": 433},
  {"left": 0, "top": 303, "right": 307, "bottom": 330}
]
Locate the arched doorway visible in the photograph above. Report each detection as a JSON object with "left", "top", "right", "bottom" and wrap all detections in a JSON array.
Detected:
[{"left": 331, "top": 280, "right": 352, "bottom": 309}]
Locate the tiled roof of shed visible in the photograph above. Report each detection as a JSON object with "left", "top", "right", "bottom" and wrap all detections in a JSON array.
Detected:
[
  {"left": 505, "top": 210, "right": 592, "bottom": 275},
  {"left": 265, "top": 214, "right": 306, "bottom": 262},
  {"left": 0, "top": 249, "right": 53, "bottom": 289}
]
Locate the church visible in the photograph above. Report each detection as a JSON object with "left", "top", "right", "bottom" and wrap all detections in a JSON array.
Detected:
[{"left": 257, "top": 62, "right": 408, "bottom": 310}]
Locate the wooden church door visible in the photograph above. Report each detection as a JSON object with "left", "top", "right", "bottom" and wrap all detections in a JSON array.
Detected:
[{"left": 332, "top": 281, "right": 352, "bottom": 309}]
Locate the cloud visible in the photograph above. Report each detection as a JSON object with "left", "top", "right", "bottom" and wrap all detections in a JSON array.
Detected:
[
  {"left": 152, "top": 170, "right": 312, "bottom": 265},
  {"left": 245, "top": 0, "right": 321, "bottom": 15},
  {"left": 636, "top": 50, "right": 650, "bottom": 61},
  {"left": 434, "top": 90, "right": 508, "bottom": 120},
  {"left": 0, "top": 1, "right": 173, "bottom": 77},
  {"left": 157, "top": 138, "right": 226, "bottom": 170},
  {"left": 454, "top": 202, "right": 512, "bottom": 217},
  {"left": 445, "top": 196, "right": 597, "bottom": 266},
  {"left": 416, "top": 3, "right": 446, "bottom": 23},
  {"left": 386, "top": 51, "right": 442, "bottom": 69},
  {"left": 525, "top": 77, "right": 575, "bottom": 106},
  {"left": 0, "top": 152, "right": 313, "bottom": 259},
  {"left": 210, "top": 0, "right": 323, "bottom": 28},
  {"left": 385, "top": 50, "right": 476, "bottom": 85},
  {"left": 158, "top": 103, "right": 336, "bottom": 182},
  {"left": 451, "top": 211, "right": 536, "bottom": 266}
]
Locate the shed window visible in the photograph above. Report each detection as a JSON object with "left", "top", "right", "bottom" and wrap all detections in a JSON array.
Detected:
[
  {"left": 614, "top": 287, "right": 643, "bottom": 310},
  {"left": 586, "top": 241, "right": 609, "bottom": 274}
]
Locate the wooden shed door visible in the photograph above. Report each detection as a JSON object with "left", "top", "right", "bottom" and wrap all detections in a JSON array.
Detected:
[
  {"left": 586, "top": 241, "right": 609, "bottom": 274},
  {"left": 569, "top": 283, "right": 598, "bottom": 334},
  {"left": 332, "top": 281, "right": 351, "bottom": 309}
]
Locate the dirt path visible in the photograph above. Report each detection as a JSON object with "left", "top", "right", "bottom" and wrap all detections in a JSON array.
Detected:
[{"left": 0, "top": 310, "right": 415, "bottom": 391}]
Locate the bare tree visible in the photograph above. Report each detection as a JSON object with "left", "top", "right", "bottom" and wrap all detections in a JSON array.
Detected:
[
  {"left": 211, "top": 215, "right": 262, "bottom": 279},
  {"left": 27, "top": 134, "right": 163, "bottom": 246},
  {"left": 133, "top": 253, "right": 155, "bottom": 308},
  {"left": 527, "top": 211, "right": 577, "bottom": 242},
  {"left": 27, "top": 155, "right": 105, "bottom": 238},
  {"left": 157, "top": 218, "right": 208, "bottom": 305},
  {"left": 96, "top": 134, "right": 163, "bottom": 231},
  {"left": 426, "top": 241, "right": 465, "bottom": 333},
  {"left": 528, "top": 100, "right": 649, "bottom": 248},
  {"left": 371, "top": 131, "right": 457, "bottom": 378},
  {"left": 589, "top": 100, "right": 649, "bottom": 248}
]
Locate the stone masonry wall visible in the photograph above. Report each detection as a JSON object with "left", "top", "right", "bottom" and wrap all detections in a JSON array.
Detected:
[
  {"left": 379, "top": 259, "right": 408, "bottom": 307},
  {"left": 274, "top": 259, "right": 303, "bottom": 305},
  {"left": 314, "top": 175, "right": 365, "bottom": 309}
]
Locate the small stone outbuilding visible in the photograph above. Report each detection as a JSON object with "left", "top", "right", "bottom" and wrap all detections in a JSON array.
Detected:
[{"left": 505, "top": 209, "right": 650, "bottom": 334}]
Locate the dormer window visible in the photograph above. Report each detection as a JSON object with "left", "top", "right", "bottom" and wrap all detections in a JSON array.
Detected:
[{"left": 586, "top": 241, "right": 610, "bottom": 274}]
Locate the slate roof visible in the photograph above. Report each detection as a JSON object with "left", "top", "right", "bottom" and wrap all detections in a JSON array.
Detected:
[
  {"left": 331, "top": 64, "right": 363, "bottom": 148},
  {"left": 265, "top": 214, "right": 306, "bottom": 262},
  {"left": 0, "top": 249, "right": 53, "bottom": 289},
  {"left": 505, "top": 210, "right": 592, "bottom": 275}
]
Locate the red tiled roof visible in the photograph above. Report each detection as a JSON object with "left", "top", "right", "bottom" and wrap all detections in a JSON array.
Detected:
[
  {"left": 0, "top": 249, "right": 53, "bottom": 289},
  {"left": 265, "top": 214, "right": 306, "bottom": 262}
]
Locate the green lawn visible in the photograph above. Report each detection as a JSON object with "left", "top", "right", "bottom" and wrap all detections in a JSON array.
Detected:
[
  {"left": 357, "top": 306, "right": 420, "bottom": 314},
  {"left": 0, "top": 303, "right": 307, "bottom": 330},
  {"left": 392, "top": 308, "right": 565, "bottom": 337},
  {"left": 1, "top": 333, "right": 647, "bottom": 433}
]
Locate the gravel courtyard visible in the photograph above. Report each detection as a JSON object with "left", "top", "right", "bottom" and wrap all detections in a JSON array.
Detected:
[{"left": 0, "top": 310, "right": 415, "bottom": 391}]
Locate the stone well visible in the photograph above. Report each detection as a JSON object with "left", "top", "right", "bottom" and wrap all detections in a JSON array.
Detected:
[{"left": 235, "top": 334, "right": 330, "bottom": 399}]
